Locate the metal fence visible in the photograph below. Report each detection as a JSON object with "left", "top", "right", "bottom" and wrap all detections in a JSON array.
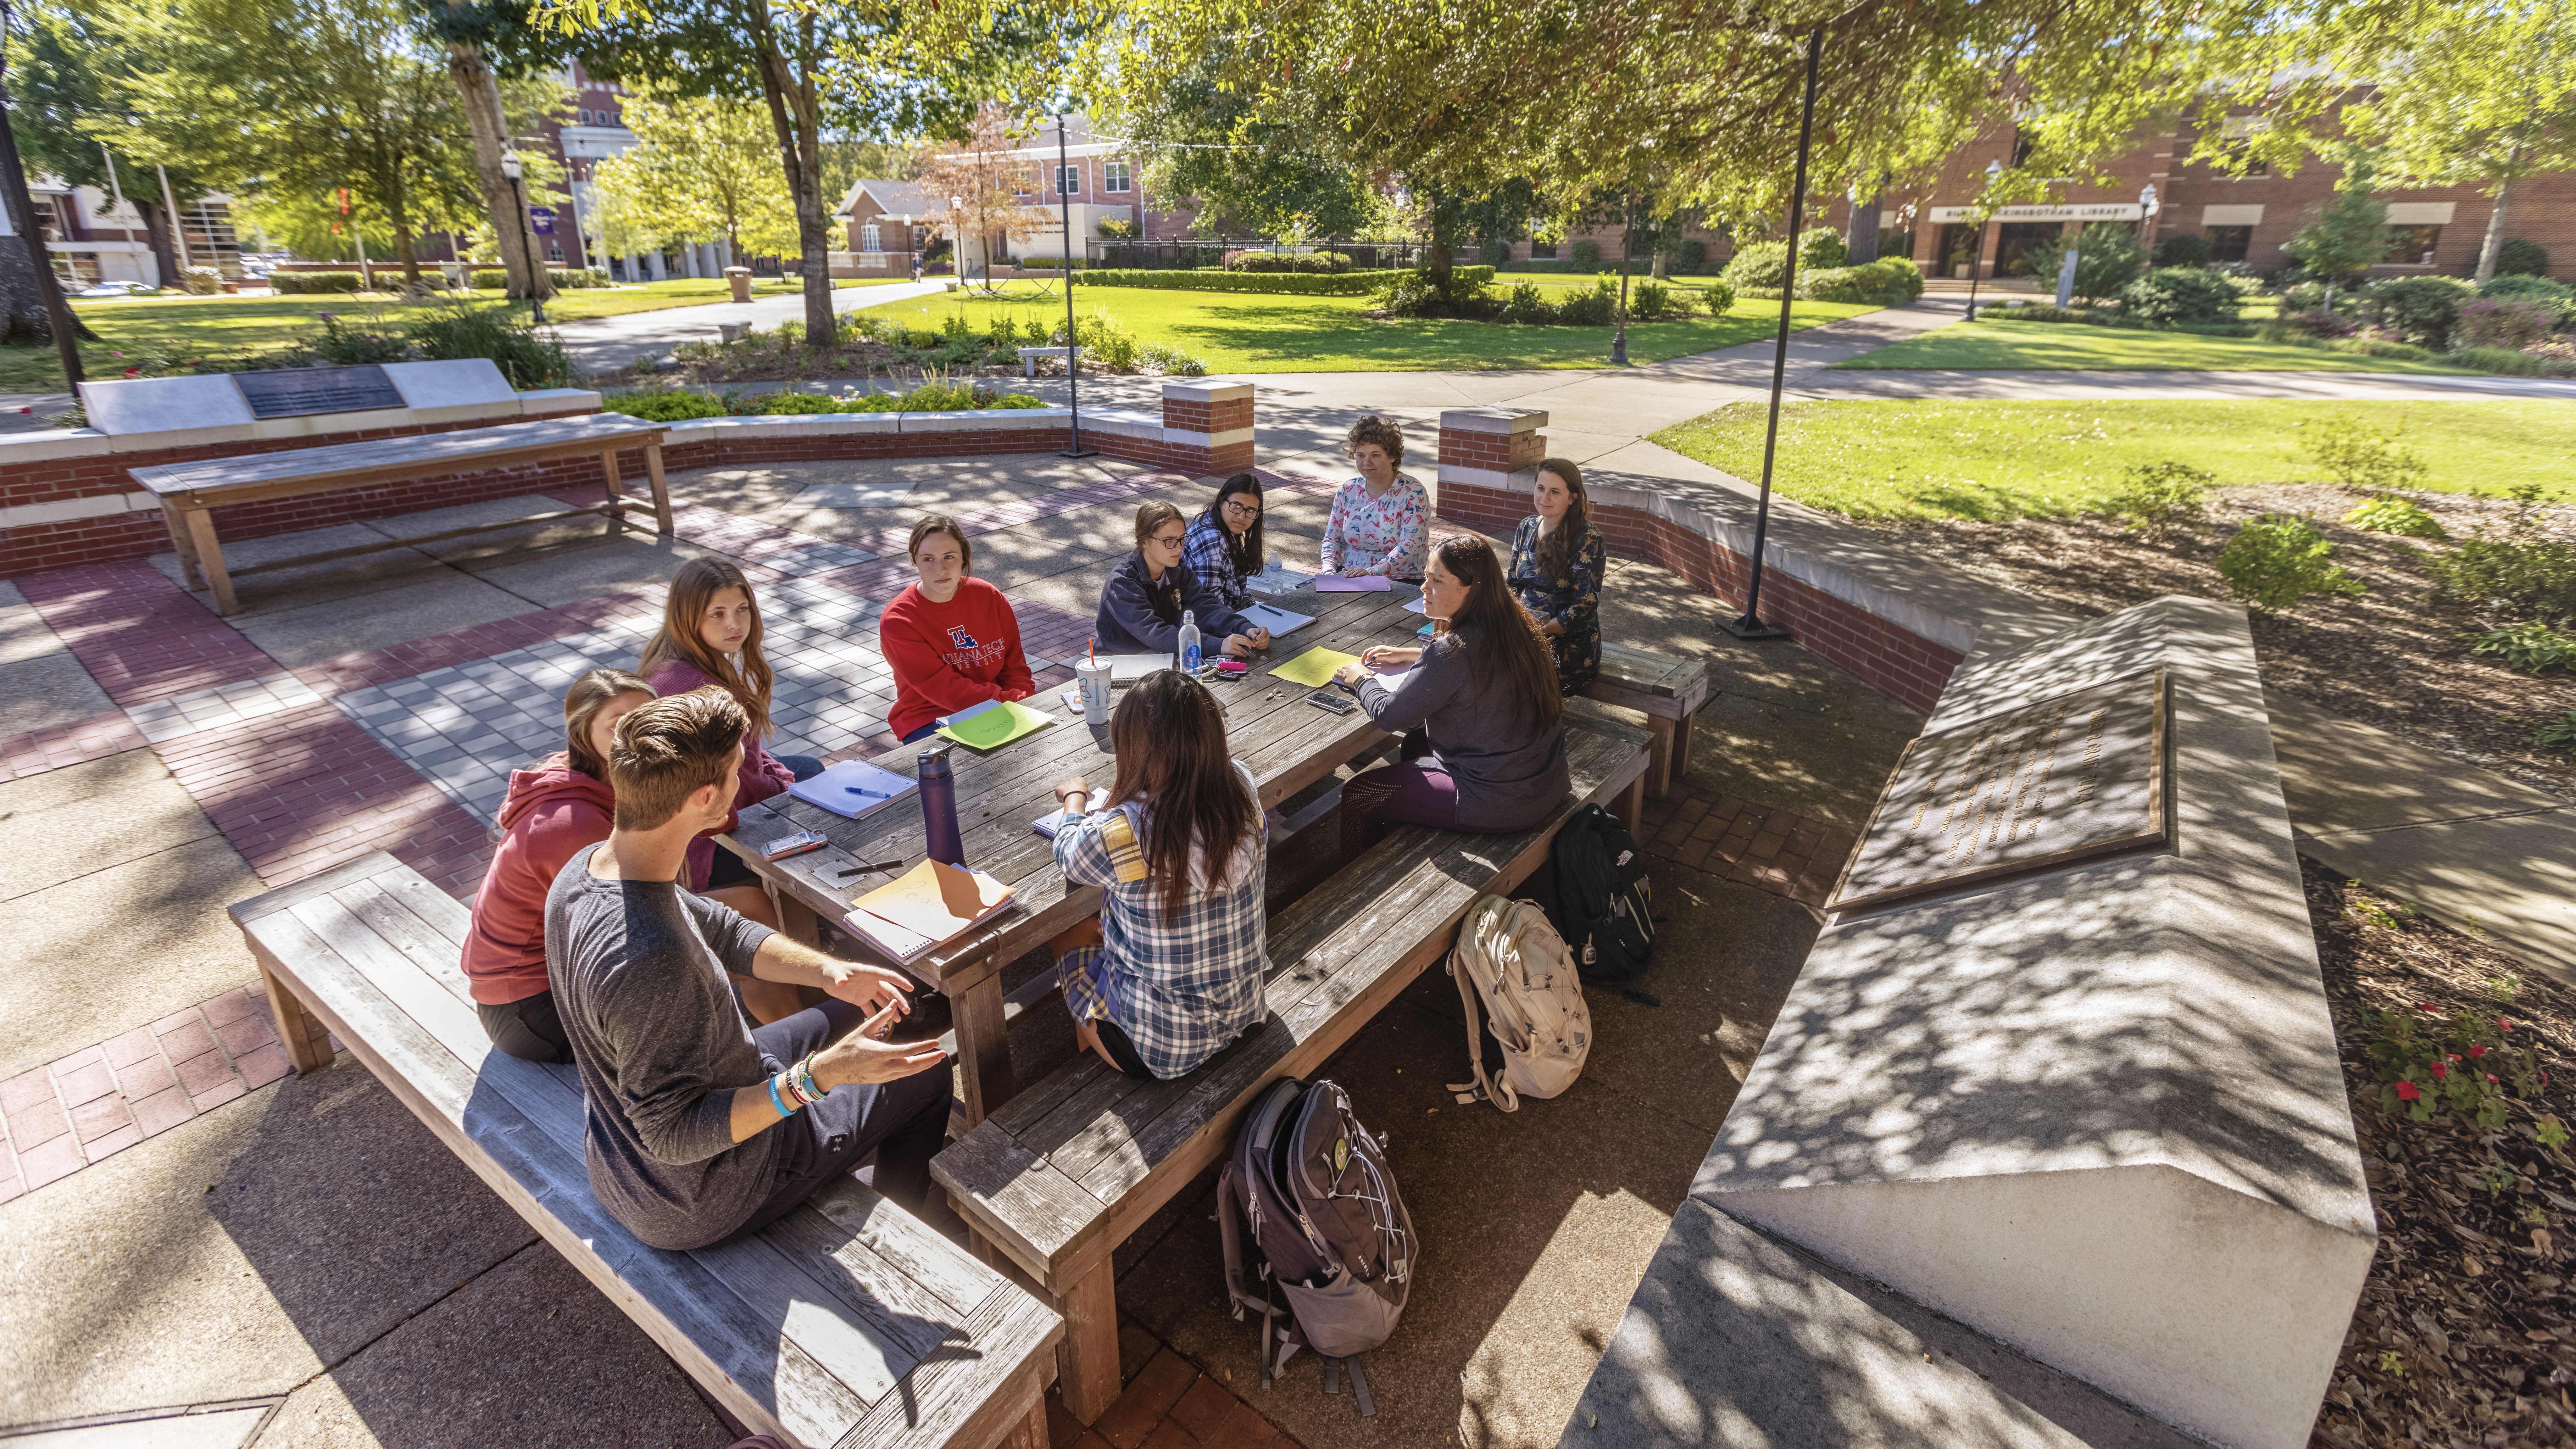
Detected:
[{"left": 1080, "top": 237, "right": 1472, "bottom": 270}]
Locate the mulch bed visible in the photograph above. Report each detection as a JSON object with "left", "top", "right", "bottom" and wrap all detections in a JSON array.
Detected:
[
  {"left": 2307, "top": 859, "right": 2576, "bottom": 1448},
  {"left": 1872, "top": 486, "right": 2576, "bottom": 800}
]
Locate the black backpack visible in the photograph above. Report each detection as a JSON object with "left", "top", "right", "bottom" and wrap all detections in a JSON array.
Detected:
[
  {"left": 1216, "top": 1078, "right": 1415, "bottom": 1416},
  {"left": 1552, "top": 804, "right": 1656, "bottom": 998}
]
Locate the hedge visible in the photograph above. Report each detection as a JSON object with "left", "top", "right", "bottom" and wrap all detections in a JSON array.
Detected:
[
  {"left": 269, "top": 268, "right": 609, "bottom": 294},
  {"left": 1077, "top": 268, "right": 1406, "bottom": 295}
]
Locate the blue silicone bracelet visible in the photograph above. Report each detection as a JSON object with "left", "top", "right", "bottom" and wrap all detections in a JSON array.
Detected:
[{"left": 767, "top": 1073, "right": 794, "bottom": 1118}]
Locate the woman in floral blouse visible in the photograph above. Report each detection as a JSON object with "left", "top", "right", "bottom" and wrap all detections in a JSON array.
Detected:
[
  {"left": 1507, "top": 458, "right": 1606, "bottom": 695},
  {"left": 1319, "top": 414, "right": 1430, "bottom": 582}
]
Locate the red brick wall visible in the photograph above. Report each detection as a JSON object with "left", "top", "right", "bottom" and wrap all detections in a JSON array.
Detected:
[
  {"left": 1441, "top": 478, "right": 1964, "bottom": 713},
  {"left": 1165, "top": 396, "right": 1254, "bottom": 436},
  {"left": 1437, "top": 425, "right": 1547, "bottom": 476}
]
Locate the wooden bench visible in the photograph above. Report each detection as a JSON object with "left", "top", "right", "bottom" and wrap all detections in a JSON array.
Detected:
[
  {"left": 930, "top": 715, "right": 1653, "bottom": 1424},
  {"left": 130, "top": 413, "right": 674, "bottom": 616},
  {"left": 229, "top": 851, "right": 1062, "bottom": 1449},
  {"left": 1583, "top": 642, "right": 1711, "bottom": 798}
]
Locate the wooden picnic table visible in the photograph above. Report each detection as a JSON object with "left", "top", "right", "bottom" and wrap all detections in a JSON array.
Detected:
[
  {"left": 725, "top": 579, "right": 1432, "bottom": 1128},
  {"left": 127, "top": 413, "right": 674, "bottom": 616}
]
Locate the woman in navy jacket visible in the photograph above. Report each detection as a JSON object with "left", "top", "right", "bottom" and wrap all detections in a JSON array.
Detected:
[{"left": 1094, "top": 501, "right": 1269, "bottom": 659}]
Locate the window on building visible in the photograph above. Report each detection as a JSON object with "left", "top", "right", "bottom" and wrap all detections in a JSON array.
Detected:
[
  {"left": 2211, "top": 116, "right": 2272, "bottom": 177},
  {"left": 28, "top": 195, "right": 65, "bottom": 242},
  {"left": 2205, "top": 225, "right": 2253, "bottom": 264},
  {"left": 1103, "top": 161, "right": 1131, "bottom": 193},
  {"left": 2009, "top": 128, "right": 2039, "bottom": 170},
  {"left": 577, "top": 108, "right": 592, "bottom": 125},
  {"left": 1056, "top": 164, "right": 1080, "bottom": 196},
  {"left": 2384, "top": 224, "right": 2441, "bottom": 264},
  {"left": 860, "top": 222, "right": 882, "bottom": 253},
  {"left": 1528, "top": 238, "right": 1559, "bottom": 260}
]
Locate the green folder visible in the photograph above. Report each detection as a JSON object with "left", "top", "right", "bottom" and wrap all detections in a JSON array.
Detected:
[
  {"left": 935, "top": 699, "right": 1057, "bottom": 751},
  {"left": 1271, "top": 646, "right": 1357, "bottom": 688}
]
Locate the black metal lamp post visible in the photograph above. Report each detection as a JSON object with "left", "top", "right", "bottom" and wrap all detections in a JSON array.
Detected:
[
  {"left": 1963, "top": 158, "right": 2001, "bottom": 322},
  {"left": 1057, "top": 114, "right": 1091, "bottom": 459},
  {"left": 1718, "top": 23, "right": 1823, "bottom": 643},
  {"left": 501, "top": 152, "right": 543, "bottom": 325}
]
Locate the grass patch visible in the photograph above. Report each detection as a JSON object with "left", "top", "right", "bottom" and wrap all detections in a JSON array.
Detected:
[
  {"left": 0, "top": 278, "right": 904, "bottom": 393},
  {"left": 1833, "top": 317, "right": 2485, "bottom": 375},
  {"left": 863, "top": 287, "right": 1872, "bottom": 373},
  {"left": 1649, "top": 398, "right": 2576, "bottom": 521}
]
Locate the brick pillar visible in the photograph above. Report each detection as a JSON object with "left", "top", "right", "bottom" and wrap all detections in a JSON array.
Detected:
[
  {"left": 1160, "top": 379, "right": 1256, "bottom": 476},
  {"left": 1435, "top": 408, "right": 1548, "bottom": 528}
]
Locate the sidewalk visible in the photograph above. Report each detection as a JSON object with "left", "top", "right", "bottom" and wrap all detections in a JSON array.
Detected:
[{"left": 547, "top": 277, "right": 953, "bottom": 374}]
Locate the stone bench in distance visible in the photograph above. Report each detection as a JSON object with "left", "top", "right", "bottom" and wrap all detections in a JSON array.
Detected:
[{"left": 1569, "top": 595, "right": 2373, "bottom": 1449}]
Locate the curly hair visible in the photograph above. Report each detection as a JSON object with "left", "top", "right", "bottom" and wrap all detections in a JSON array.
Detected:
[{"left": 1342, "top": 414, "right": 1405, "bottom": 470}]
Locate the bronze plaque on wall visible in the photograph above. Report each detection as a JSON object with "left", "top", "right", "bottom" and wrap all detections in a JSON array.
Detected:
[
  {"left": 232, "top": 365, "right": 406, "bottom": 420},
  {"left": 1828, "top": 671, "right": 2168, "bottom": 913}
]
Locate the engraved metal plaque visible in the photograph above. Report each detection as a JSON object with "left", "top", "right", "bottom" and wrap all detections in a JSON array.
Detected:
[
  {"left": 231, "top": 365, "right": 406, "bottom": 419},
  {"left": 1828, "top": 671, "right": 2167, "bottom": 913}
]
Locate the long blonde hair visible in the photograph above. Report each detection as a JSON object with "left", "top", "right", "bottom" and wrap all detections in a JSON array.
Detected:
[{"left": 639, "top": 558, "right": 776, "bottom": 740}]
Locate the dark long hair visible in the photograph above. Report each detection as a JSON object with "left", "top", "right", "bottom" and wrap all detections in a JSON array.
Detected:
[
  {"left": 1107, "top": 670, "right": 1257, "bottom": 918},
  {"left": 1532, "top": 458, "right": 1590, "bottom": 581},
  {"left": 640, "top": 557, "right": 775, "bottom": 740},
  {"left": 1199, "top": 473, "right": 1264, "bottom": 576},
  {"left": 1433, "top": 534, "right": 1563, "bottom": 728},
  {"left": 562, "top": 668, "right": 655, "bottom": 780}
]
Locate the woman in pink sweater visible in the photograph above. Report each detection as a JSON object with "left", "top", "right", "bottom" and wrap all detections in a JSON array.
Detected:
[
  {"left": 462, "top": 668, "right": 653, "bottom": 1062},
  {"left": 640, "top": 557, "right": 818, "bottom": 1024}
]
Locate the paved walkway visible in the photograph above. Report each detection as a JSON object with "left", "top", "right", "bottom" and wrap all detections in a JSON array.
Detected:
[{"left": 549, "top": 277, "right": 954, "bottom": 374}]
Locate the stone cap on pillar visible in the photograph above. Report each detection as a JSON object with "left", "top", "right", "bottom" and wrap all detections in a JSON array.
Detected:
[
  {"left": 1439, "top": 407, "right": 1548, "bottom": 435},
  {"left": 1161, "top": 378, "right": 1254, "bottom": 404}
]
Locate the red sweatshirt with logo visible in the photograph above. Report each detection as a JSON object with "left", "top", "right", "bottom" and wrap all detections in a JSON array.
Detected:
[
  {"left": 462, "top": 757, "right": 615, "bottom": 1004},
  {"left": 881, "top": 578, "right": 1036, "bottom": 740}
]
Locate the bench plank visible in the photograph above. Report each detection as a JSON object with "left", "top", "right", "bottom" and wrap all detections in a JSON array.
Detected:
[
  {"left": 236, "top": 862, "right": 1061, "bottom": 1448},
  {"left": 130, "top": 414, "right": 665, "bottom": 496}
]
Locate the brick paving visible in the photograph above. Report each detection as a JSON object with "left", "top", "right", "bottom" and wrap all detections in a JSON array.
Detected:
[
  {"left": 0, "top": 707, "right": 147, "bottom": 781},
  {"left": 16, "top": 558, "right": 281, "bottom": 707},
  {"left": 1635, "top": 785, "right": 1861, "bottom": 909},
  {"left": 1046, "top": 1330, "right": 1301, "bottom": 1449}
]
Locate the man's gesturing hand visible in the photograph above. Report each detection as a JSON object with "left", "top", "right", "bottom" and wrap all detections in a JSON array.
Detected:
[
  {"left": 824, "top": 962, "right": 912, "bottom": 1018},
  {"left": 816, "top": 999, "right": 948, "bottom": 1087}
]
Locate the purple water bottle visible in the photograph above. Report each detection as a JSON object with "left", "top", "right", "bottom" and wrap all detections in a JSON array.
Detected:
[{"left": 917, "top": 744, "right": 963, "bottom": 866}]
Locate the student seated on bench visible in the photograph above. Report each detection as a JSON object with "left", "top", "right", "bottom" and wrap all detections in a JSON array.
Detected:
[
  {"left": 1043, "top": 671, "right": 1268, "bottom": 1081},
  {"left": 1332, "top": 534, "right": 1571, "bottom": 856},
  {"left": 1181, "top": 473, "right": 1267, "bottom": 612},
  {"left": 1509, "top": 458, "right": 1607, "bottom": 696},
  {"left": 641, "top": 557, "right": 807, "bottom": 1022},
  {"left": 464, "top": 668, "right": 655, "bottom": 1065},
  {"left": 881, "top": 514, "right": 1036, "bottom": 745},
  {"left": 1094, "top": 501, "right": 1270, "bottom": 661},
  {"left": 547, "top": 687, "right": 958, "bottom": 1250}
]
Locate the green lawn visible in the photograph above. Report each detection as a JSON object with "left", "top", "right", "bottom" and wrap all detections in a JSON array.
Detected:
[
  {"left": 860, "top": 287, "right": 1875, "bottom": 373},
  {"left": 0, "top": 277, "right": 906, "bottom": 393},
  {"left": 1833, "top": 317, "right": 2481, "bottom": 375},
  {"left": 1650, "top": 398, "right": 2576, "bottom": 521}
]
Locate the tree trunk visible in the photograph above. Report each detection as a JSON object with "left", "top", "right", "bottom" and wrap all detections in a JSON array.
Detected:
[
  {"left": 2476, "top": 160, "right": 2518, "bottom": 284},
  {"left": 138, "top": 196, "right": 181, "bottom": 289},
  {"left": 1847, "top": 190, "right": 1884, "bottom": 265},
  {"left": 1423, "top": 193, "right": 1454, "bottom": 287},
  {"left": 446, "top": 37, "right": 548, "bottom": 301},
  {"left": 0, "top": 88, "right": 88, "bottom": 368},
  {"left": 747, "top": 7, "right": 836, "bottom": 346}
]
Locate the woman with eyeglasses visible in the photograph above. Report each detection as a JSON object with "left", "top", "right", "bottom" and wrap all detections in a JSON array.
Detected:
[
  {"left": 1095, "top": 500, "right": 1270, "bottom": 660},
  {"left": 1182, "top": 474, "right": 1266, "bottom": 611}
]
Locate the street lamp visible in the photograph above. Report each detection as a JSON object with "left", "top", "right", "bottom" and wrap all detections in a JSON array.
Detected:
[
  {"left": 500, "top": 152, "right": 542, "bottom": 324},
  {"left": 1056, "top": 115, "right": 1090, "bottom": 459},
  {"left": 2139, "top": 182, "right": 2161, "bottom": 250},
  {"left": 1964, "top": 158, "right": 2002, "bottom": 321}
]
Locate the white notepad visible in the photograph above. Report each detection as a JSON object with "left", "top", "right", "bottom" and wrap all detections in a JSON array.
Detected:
[
  {"left": 1031, "top": 788, "right": 1113, "bottom": 839},
  {"left": 1101, "top": 652, "right": 1173, "bottom": 683},
  {"left": 1240, "top": 604, "right": 1315, "bottom": 637}
]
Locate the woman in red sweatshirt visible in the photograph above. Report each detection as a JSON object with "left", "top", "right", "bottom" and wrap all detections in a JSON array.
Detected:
[
  {"left": 639, "top": 556, "right": 810, "bottom": 1024},
  {"left": 462, "top": 668, "right": 653, "bottom": 1063},
  {"left": 881, "top": 514, "right": 1036, "bottom": 744}
]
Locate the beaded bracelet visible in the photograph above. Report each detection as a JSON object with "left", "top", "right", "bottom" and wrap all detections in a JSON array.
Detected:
[
  {"left": 779, "top": 1067, "right": 816, "bottom": 1112},
  {"left": 796, "top": 1052, "right": 824, "bottom": 1105}
]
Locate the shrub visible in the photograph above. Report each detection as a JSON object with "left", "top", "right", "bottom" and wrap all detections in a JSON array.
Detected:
[
  {"left": 2498, "top": 238, "right": 2551, "bottom": 278},
  {"left": 1697, "top": 276, "right": 1737, "bottom": 315},
  {"left": 2445, "top": 344, "right": 2576, "bottom": 378},
  {"left": 1096, "top": 217, "right": 1140, "bottom": 240},
  {"left": 1222, "top": 251, "right": 1351, "bottom": 273},
  {"left": 2472, "top": 621, "right": 2575, "bottom": 673},
  {"left": 272, "top": 271, "right": 368, "bottom": 294},
  {"left": 2217, "top": 513, "right": 2367, "bottom": 616},
  {"left": 1135, "top": 342, "right": 1207, "bottom": 375},
  {"left": 2123, "top": 266, "right": 2242, "bottom": 323},
  {"left": 2103, "top": 460, "right": 2215, "bottom": 538},
  {"left": 2327, "top": 334, "right": 2434, "bottom": 360},
  {"left": 2366, "top": 999, "right": 2547, "bottom": 1128},
  {"left": 1797, "top": 256, "right": 1924, "bottom": 305},
  {"left": 1672, "top": 238, "right": 1707, "bottom": 269},
  {"left": 1797, "top": 227, "right": 1847, "bottom": 270},
  {"left": 1012, "top": 257, "right": 1089, "bottom": 270},
  {"left": 405, "top": 299, "right": 577, "bottom": 388},
  {"left": 1721, "top": 241, "right": 1787, "bottom": 292},
  {"left": 1070, "top": 305, "right": 1140, "bottom": 371},
  {"left": 2152, "top": 234, "right": 2211, "bottom": 269},
  {"left": 1570, "top": 240, "right": 1600, "bottom": 267},
  {"left": 2033, "top": 222, "right": 2147, "bottom": 304},
  {"left": 1076, "top": 267, "right": 1403, "bottom": 295},
  {"left": 2478, "top": 273, "right": 2575, "bottom": 327},
  {"left": 2359, "top": 275, "right": 2477, "bottom": 349},
  {"left": 2297, "top": 417, "right": 2429, "bottom": 494},
  {"left": 1371, "top": 267, "right": 1503, "bottom": 319},
  {"left": 1554, "top": 281, "right": 1616, "bottom": 326},
  {"left": 604, "top": 389, "right": 728, "bottom": 421},
  {"left": 2427, "top": 483, "right": 2576, "bottom": 620},
  {"left": 1629, "top": 281, "right": 1696, "bottom": 318},
  {"left": 759, "top": 391, "right": 843, "bottom": 415},
  {"left": 2457, "top": 298, "right": 2557, "bottom": 351},
  {"left": 1500, "top": 281, "right": 1551, "bottom": 323},
  {"left": 2344, "top": 497, "right": 2447, "bottom": 538},
  {"left": 178, "top": 266, "right": 225, "bottom": 296},
  {"left": 2540, "top": 710, "right": 2576, "bottom": 755}
]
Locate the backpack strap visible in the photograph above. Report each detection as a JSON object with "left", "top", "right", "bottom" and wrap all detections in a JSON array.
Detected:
[
  {"left": 1444, "top": 936, "right": 1518, "bottom": 1113},
  {"left": 1347, "top": 1354, "right": 1376, "bottom": 1417}
]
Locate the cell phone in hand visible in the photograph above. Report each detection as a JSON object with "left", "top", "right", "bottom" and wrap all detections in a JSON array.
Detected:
[{"left": 1305, "top": 690, "right": 1357, "bottom": 715}]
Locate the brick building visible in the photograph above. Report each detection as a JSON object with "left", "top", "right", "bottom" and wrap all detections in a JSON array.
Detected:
[{"left": 832, "top": 114, "right": 1198, "bottom": 275}]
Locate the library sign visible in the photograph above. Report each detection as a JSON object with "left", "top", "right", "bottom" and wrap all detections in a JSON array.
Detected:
[{"left": 1927, "top": 204, "right": 2146, "bottom": 223}]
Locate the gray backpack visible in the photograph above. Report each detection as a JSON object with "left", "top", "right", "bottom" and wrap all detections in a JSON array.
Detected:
[{"left": 1216, "top": 1077, "right": 1415, "bottom": 1416}]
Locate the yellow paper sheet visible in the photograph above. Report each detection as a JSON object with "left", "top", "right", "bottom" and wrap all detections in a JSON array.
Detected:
[
  {"left": 1271, "top": 646, "right": 1357, "bottom": 688},
  {"left": 935, "top": 699, "right": 1056, "bottom": 751}
]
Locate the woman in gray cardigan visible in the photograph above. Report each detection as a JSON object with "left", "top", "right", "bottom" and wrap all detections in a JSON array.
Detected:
[{"left": 1332, "top": 534, "right": 1571, "bottom": 856}]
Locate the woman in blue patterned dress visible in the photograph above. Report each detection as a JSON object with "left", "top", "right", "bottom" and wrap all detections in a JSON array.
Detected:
[
  {"left": 1507, "top": 458, "right": 1605, "bottom": 695},
  {"left": 1319, "top": 415, "right": 1430, "bottom": 582}
]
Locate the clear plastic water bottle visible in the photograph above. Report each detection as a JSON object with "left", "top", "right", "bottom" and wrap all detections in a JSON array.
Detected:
[{"left": 1178, "top": 610, "right": 1203, "bottom": 674}]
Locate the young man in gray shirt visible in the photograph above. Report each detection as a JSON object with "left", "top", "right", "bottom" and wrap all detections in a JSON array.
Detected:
[{"left": 545, "top": 687, "right": 954, "bottom": 1251}]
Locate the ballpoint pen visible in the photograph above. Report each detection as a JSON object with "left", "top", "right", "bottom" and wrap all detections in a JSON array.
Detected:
[{"left": 844, "top": 786, "right": 893, "bottom": 799}]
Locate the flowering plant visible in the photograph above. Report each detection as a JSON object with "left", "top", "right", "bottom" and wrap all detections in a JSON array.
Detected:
[{"left": 2368, "top": 1002, "right": 2547, "bottom": 1127}]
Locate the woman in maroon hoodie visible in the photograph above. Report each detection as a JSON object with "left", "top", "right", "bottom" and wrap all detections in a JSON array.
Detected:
[
  {"left": 640, "top": 557, "right": 815, "bottom": 1025},
  {"left": 463, "top": 668, "right": 654, "bottom": 1063}
]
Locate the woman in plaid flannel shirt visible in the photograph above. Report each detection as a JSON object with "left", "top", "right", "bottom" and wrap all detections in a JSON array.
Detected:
[{"left": 1044, "top": 671, "right": 1269, "bottom": 1081}]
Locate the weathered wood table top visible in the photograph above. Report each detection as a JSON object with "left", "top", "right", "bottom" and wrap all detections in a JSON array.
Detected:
[{"left": 129, "top": 412, "right": 666, "bottom": 499}]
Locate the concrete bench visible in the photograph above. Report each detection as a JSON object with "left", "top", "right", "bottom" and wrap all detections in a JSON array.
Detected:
[
  {"left": 1016, "top": 346, "right": 1078, "bottom": 378},
  {"left": 932, "top": 716, "right": 1652, "bottom": 1426},
  {"left": 1582, "top": 642, "right": 1709, "bottom": 799},
  {"left": 230, "top": 851, "right": 1063, "bottom": 1449}
]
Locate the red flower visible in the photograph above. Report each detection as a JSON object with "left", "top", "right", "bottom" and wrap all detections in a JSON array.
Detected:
[
  {"left": 2417, "top": 1002, "right": 2437, "bottom": 1013},
  {"left": 121, "top": 366, "right": 139, "bottom": 378},
  {"left": 2432, "top": 1063, "right": 2449, "bottom": 1080},
  {"left": 2500, "top": 1017, "right": 2515, "bottom": 1033},
  {"left": 2488, "top": 1074, "right": 2501, "bottom": 1086},
  {"left": 2396, "top": 1081, "right": 2423, "bottom": 1101},
  {"left": 2470, "top": 1045, "right": 2488, "bottom": 1059},
  {"left": 2450, "top": 1053, "right": 2463, "bottom": 1062}
]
